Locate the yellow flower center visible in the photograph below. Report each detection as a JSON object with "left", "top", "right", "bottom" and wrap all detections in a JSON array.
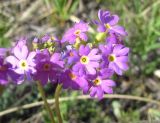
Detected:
[
  {"left": 108, "top": 54, "right": 116, "bottom": 62},
  {"left": 43, "top": 63, "right": 51, "bottom": 71},
  {"left": 19, "top": 60, "right": 28, "bottom": 70},
  {"left": 105, "top": 23, "right": 111, "bottom": 29},
  {"left": 69, "top": 72, "right": 77, "bottom": 80},
  {"left": 74, "top": 30, "right": 81, "bottom": 36},
  {"left": 93, "top": 78, "right": 101, "bottom": 85},
  {"left": 80, "top": 56, "right": 89, "bottom": 64}
]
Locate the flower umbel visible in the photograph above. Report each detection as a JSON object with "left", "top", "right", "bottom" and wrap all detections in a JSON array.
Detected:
[{"left": 0, "top": 9, "right": 129, "bottom": 101}]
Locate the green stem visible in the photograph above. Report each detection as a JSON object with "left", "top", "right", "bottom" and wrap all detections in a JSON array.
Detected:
[
  {"left": 36, "top": 81, "right": 56, "bottom": 123},
  {"left": 55, "top": 84, "right": 63, "bottom": 123}
]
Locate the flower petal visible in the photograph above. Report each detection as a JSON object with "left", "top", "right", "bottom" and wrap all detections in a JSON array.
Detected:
[
  {"left": 98, "top": 10, "right": 105, "bottom": 23},
  {"left": 111, "top": 25, "right": 128, "bottom": 36},
  {"left": 50, "top": 53, "right": 64, "bottom": 67},
  {"left": 115, "top": 60, "right": 129, "bottom": 71},
  {"left": 109, "top": 62, "right": 122, "bottom": 75},
  {"left": 108, "top": 15, "right": 119, "bottom": 26},
  {"left": 97, "top": 86, "right": 104, "bottom": 100},
  {"left": 113, "top": 44, "right": 124, "bottom": 54},
  {"left": 6, "top": 56, "right": 19, "bottom": 68},
  {"left": 116, "top": 47, "right": 129, "bottom": 56},
  {"left": 27, "top": 51, "right": 36, "bottom": 66},
  {"left": 14, "top": 68, "right": 24, "bottom": 74},
  {"left": 79, "top": 45, "right": 90, "bottom": 56},
  {"left": 86, "top": 65, "right": 96, "bottom": 75},
  {"left": 102, "top": 80, "right": 116, "bottom": 87},
  {"left": 79, "top": 33, "right": 88, "bottom": 41},
  {"left": 97, "top": 24, "right": 106, "bottom": 32},
  {"left": 90, "top": 87, "right": 97, "bottom": 98}
]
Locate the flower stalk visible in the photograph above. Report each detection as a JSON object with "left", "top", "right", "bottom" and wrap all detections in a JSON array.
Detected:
[
  {"left": 36, "top": 81, "right": 55, "bottom": 123},
  {"left": 55, "top": 84, "right": 63, "bottom": 123}
]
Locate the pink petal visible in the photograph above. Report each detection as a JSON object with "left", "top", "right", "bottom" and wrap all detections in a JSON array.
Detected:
[
  {"left": 116, "top": 47, "right": 129, "bottom": 56},
  {"left": 86, "top": 65, "right": 96, "bottom": 75},
  {"left": 102, "top": 80, "right": 116, "bottom": 87},
  {"left": 6, "top": 56, "right": 19, "bottom": 67},
  {"left": 27, "top": 51, "right": 36, "bottom": 66},
  {"left": 109, "top": 62, "right": 122, "bottom": 75},
  {"left": 79, "top": 33, "right": 88, "bottom": 41},
  {"left": 115, "top": 60, "right": 129, "bottom": 71},
  {"left": 90, "top": 87, "right": 97, "bottom": 97},
  {"left": 109, "top": 15, "right": 119, "bottom": 26},
  {"left": 113, "top": 44, "right": 124, "bottom": 53}
]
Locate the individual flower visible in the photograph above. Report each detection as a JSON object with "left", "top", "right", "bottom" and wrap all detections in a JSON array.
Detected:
[
  {"left": 60, "top": 69, "right": 89, "bottom": 93},
  {"left": 96, "top": 10, "right": 127, "bottom": 36},
  {"left": 33, "top": 50, "right": 64, "bottom": 85},
  {"left": 6, "top": 44, "right": 36, "bottom": 81},
  {"left": 61, "top": 21, "right": 89, "bottom": 44},
  {"left": 72, "top": 45, "right": 101, "bottom": 76},
  {"left": 100, "top": 44, "right": 129, "bottom": 75},
  {"left": 89, "top": 68, "right": 115, "bottom": 100}
]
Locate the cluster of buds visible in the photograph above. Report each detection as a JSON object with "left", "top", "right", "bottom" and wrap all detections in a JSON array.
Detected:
[{"left": 0, "top": 10, "right": 129, "bottom": 99}]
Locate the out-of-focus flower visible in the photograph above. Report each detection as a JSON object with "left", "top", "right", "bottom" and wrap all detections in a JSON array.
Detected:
[
  {"left": 61, "top": 21, "right": 89, "bottom": 44},
  {"left": 96, "top": 10, "right": 127, "bottom": 36},
  {"left": 90, "top": 69, "right": 116, "bottom": 100},
  {"left": 100, "top": 44, "right": 129, "bottom": 75},
  {"left": 6, "top": 44, "right": 36, "bottom": 81}
]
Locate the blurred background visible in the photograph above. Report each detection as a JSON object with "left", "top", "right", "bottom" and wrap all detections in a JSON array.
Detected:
[{"left": 0, "top": 0, "right": 160, "bottom": 122}]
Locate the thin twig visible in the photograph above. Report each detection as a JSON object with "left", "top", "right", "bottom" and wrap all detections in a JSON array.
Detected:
[{"left": 0, "top": 94, "right": 159, "bottom": 117}]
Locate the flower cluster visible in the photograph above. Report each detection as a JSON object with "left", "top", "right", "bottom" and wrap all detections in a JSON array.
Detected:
[{"left": 0, "top": 10, "right": 129, "bottom": 100}]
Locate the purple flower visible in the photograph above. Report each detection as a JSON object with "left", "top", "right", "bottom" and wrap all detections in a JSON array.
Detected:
[
  {"left": 6, "top": 44, "right": 36, "bottom": 81},
  {"left": 41, "top": 34, "right": 51, "bottom": 43},
  {"left": 60, "top": 69, "right": 89, "bottom": 93},
  {"left": 100, "top": 44, "right": 129, "bottom": 75},
  {"left": 96, "top": 10, "right": 127, "bottom": 36},
  {"left": 61, "top": 21, "right": 89, "bottom": 44},
  {"left": 106, "top": 33, "right": 124, "bottom": 45},
  {"left": 90, "top": 69, "right": 115, "bottom": 100},
  {"left": 41, "top": 34, "right": 60, "bottom": 43},
  {"left": 65, "top": 49, "right": 79, "bottom": 65},
  {"left": 33, "top": 50, "right": 64, "bottom": 85},
  {"left": 15, "top": 38, "right": 27, "bottom": 48},
  {"left": 72, "top": 45, "right": 101, "bottom": 76},
  {"left": 0, "top": 57, "right": 23, "bottom": 85}
]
